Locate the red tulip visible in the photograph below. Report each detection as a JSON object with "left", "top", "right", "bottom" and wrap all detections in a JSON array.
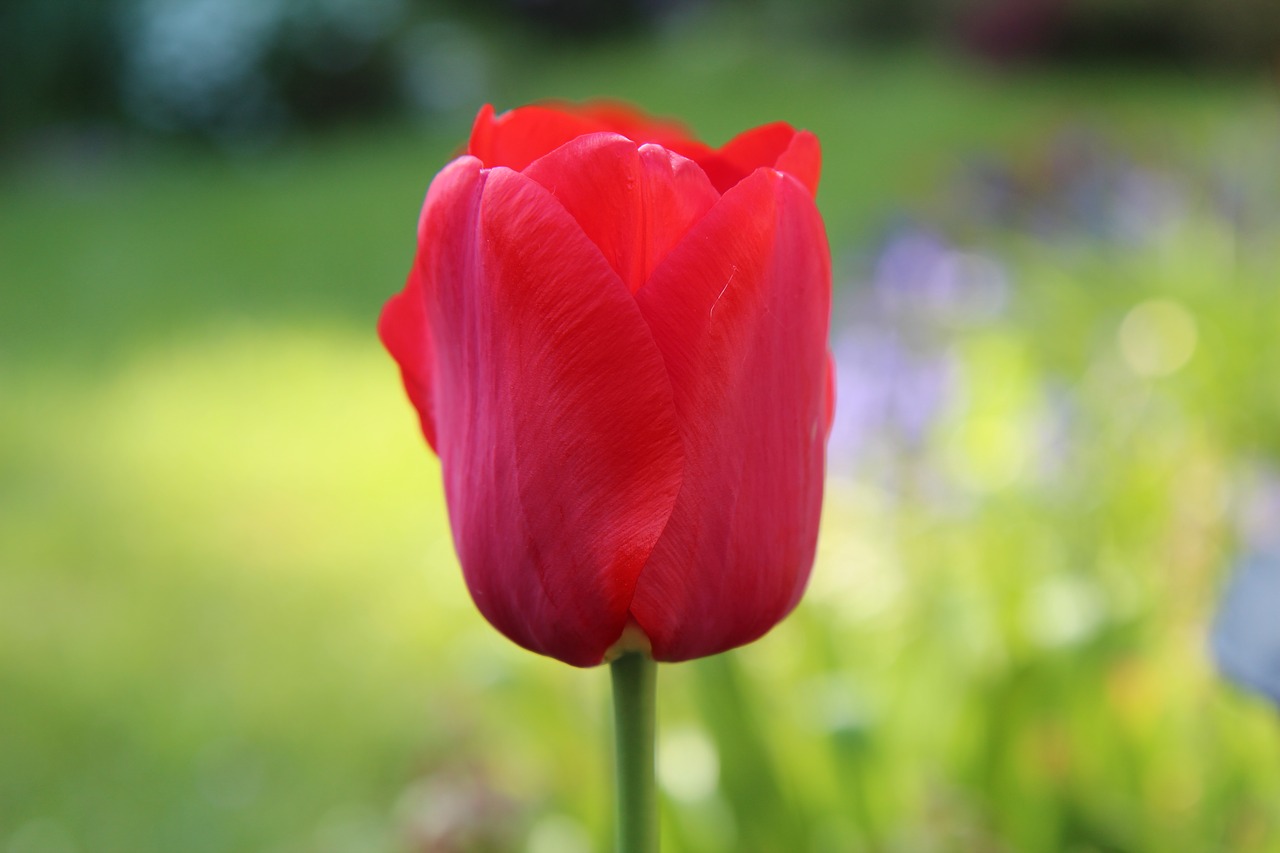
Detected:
[{"left": 380, "top": 102, "right": 833, "bottom": 667}]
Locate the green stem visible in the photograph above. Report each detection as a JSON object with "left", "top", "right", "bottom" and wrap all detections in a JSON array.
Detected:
[{"left": 610, "top": 652, "right": 658, "bottom": 853}]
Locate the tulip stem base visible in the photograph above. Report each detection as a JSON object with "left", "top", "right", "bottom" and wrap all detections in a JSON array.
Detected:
[{"left": 611, "top": 652, "right": 658, "bottom": 853}]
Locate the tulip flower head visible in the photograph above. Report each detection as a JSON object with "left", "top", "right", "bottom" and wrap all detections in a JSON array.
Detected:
[{"left": 381, "top": 102, "right": 833, "bottom": 666}]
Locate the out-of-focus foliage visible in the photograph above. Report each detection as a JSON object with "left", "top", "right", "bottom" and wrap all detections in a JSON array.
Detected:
[
  {"left": 3, "top": 15, "right": 1279, "bottom": 853},
  {"left": 783, "top": 0, "right": 1280, "bottom": 67},
  {"left": 0, "top": 0, "right": 678, "bottom": 144},
  {"left": 0, "top": 0, "right": 124, "bottom": 134},
  {"left": 3, "top": 0, "right": 1279, "bottom": 145}
]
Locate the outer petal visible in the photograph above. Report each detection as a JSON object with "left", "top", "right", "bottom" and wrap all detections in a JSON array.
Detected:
[
  {"left": 411, "top": 157, "right": 685, "bottom": 667},
  {"left": 378, "top": 269, "right": 437, "bottom": 450},
  {"left": 523, "top": 134, "right": 720, "bottom": 293},
  {"left": 630, "top": 168, "right": 832, "bottom": 662}
]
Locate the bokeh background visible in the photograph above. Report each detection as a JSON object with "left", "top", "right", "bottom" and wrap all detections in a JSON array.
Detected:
[{"left": 3, "top": 1, "right": 1280, "bottom": 851}]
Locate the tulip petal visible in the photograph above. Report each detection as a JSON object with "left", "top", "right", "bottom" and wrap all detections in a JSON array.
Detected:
[
  {"left": 630, "top": 169, "right": 832, "bottom": 662},
  {"left": 524, "top": 134, "right": 721, "bottom": 293},
  {"left": 469, "top": 102, "right": 724, "bottom": 176},
  {"left": 379, "top": 269, "right": 438, "bottom": 450},
  {"left": 576, "top": 101, "right": 710, "bottom": 154},
  {"left": 717, "top": 122, "right": 797, "bottom": 173},
  {"left": 413, "top": 157, "right": 685, "bottom": 666},
  {"left": 774, "top": 130, "right": 822, "bottom": 197},
  {"left": 692, "top": 123, "right": 822, "bottom": 196},
  {"left": 468, "top": 103, "right": 608, "bottom": 172}
]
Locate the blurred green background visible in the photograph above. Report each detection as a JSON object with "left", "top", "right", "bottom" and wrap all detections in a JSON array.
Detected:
[{"left": 3, "top": 1, "right": 1280, "bottom": 851}]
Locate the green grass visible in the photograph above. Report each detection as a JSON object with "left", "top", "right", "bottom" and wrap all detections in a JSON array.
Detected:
[{"left": 3, "top": 22, "right": 1279, "bottom": 853}]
